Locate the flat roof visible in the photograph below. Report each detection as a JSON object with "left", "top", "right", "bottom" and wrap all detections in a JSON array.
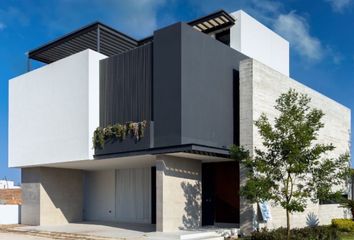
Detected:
[{"left": 29, "top": 10, "right": 235, "bottom": 64}]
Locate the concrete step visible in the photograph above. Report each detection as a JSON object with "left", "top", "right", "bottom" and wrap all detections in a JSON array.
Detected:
[
  {"left": 179, "top": 231, "right": 222, "bottom": 240},
  {"left": 199, "top": 237, "right": 224, "bottom": 240}
]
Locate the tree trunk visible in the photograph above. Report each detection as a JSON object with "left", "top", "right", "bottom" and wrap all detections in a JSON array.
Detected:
[{"left": 287, "top": 209, "right": 291, "bottom": 240}]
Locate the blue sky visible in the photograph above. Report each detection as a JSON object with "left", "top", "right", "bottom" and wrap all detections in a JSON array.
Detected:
[{"left": 0, "top": 0, "right": 353, "bottom": 184}]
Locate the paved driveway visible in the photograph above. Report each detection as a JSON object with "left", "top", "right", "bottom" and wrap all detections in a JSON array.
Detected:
[
  {"left": 0, "top": 232, "right": 52, "bottom": 240},
  {"left": 1, "top": 222, "right": 224, "bottom": 240}
]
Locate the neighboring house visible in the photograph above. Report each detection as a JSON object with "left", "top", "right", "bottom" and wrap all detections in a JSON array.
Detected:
[
  {"left": 8, "top": 10, "right": 350, "bottom": 234},
  {"left": 0, "top": 180, "right": 20, "bottom": 189}
]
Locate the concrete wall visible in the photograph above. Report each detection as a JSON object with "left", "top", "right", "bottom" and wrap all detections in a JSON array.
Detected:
[
  {"left": 84, "top": 170, "right": 116, "bottom": 222},
  {"left": 239, "top": 59, "right": 351, "bottom": 232},
  {"left": 230, "top": 10, "right": 289, "bottom": 76},
  {"left": 156, "top": 155, "right": 202, "bottom": 232},
  {"left": 0, "top": 205, "right": 20, "bottom": 224},
  {"left": 9, "top": 50, "right": 106, "bottom": 167},
  {"left": 21, "top": 168, "right": 41, "bottom": 225},
  {"left": 21, "top": 167, "right": 84, "bottom": 225}
]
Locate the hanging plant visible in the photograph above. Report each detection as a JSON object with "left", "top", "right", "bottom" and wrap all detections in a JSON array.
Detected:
[{"left": 93, "top": 120, "right": 148, "bottom": 149}]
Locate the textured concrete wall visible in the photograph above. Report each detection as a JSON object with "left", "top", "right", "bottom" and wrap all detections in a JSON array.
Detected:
[
  {"left": 239, "top": 59, "right": 351, "bottom": 232},
  {"left": 84, "top": 170, "right": 116, "bottom": 222},
  {"left": 156, "top": 155, "right": 202, "bottom": 232},
  {"left": 21, "top": 168, "right": 41, "bottom": 225},
  {"left": 21, "top": 167, "right": 84, "bottom": 225}
]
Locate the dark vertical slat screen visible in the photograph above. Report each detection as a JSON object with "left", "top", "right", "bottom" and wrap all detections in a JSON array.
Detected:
[{"left": 100, "top": 43, "right": 152, "bottom": 126}]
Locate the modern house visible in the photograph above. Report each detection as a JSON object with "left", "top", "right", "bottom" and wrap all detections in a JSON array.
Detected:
[{"left": 8, "top": 10, "right": 351, "bottom": 234}]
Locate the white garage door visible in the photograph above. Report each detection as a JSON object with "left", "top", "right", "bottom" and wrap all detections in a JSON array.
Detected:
[{"left": 115, "top": 168, "right": 151, "bottom": 223}]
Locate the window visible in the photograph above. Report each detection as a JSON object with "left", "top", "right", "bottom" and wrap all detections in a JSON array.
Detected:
[
  {"left": 215, "top": 29, "right": 230, "bottom": 46},
  {"left": 319, "top": 194, "right": 348, "bottom": 205}
]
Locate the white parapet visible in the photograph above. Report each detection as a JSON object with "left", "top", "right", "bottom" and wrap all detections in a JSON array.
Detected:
[
  {"left": 230, "top": 10, "right": 290, "bottom": 77},
  {"left": 9, "top": 50, "right": 107, "bottom": 168}
]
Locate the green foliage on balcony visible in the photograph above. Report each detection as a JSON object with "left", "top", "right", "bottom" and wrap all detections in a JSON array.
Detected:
[{"left": 93, "top": 120, "right": 147, "bottom": 149}]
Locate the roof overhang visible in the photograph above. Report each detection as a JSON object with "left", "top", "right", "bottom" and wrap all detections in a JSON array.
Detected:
[
  {"left": 93, "top": 144, "right": 230, "bottom": 160},
  {"left": 23, "top": 144, "right": 231, "bottom": 171}
]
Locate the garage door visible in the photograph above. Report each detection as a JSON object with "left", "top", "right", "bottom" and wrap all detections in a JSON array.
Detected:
[{"left": 115, "top": 168, "right": 151, "bottom": 223}]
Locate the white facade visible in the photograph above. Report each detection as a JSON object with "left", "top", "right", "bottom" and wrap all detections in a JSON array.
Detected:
[
  {"left": 230, "top": 10, "right": 290, "bottom": 76},
  {"left": 9, "top": 50, "right": 106, "bottom": 167}
]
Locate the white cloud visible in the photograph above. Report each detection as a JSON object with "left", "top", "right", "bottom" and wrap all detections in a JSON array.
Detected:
[
  {"left": 35, "top": 0, "right": 166, "bottom": 39},
  {"left": 108, "top": 0, "right": 166, "bottom": 38},
  {"left": 325, "top": 0, "right": 352, "bottom": 12},
  {"left": 0, "top": 22, "right": 5, "bottom": 31},
  {"left": 273, "top": 11, "right": 323, "bottom": 61}
]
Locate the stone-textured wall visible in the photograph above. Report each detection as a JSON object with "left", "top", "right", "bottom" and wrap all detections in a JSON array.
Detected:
[
  {"left": 156, "top": 155, "right": 202, "bottom": 232},
  {"left": 0, "top": 189, "right": 22, "bottom": 205},
  {"left": 22, "top": 167, "right": 84, "bottom": 225},
  {"left": 239, "top": 59, "right": 351, "bottom": 232}
]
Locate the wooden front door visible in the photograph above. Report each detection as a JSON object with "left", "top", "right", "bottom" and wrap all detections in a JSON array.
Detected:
[{"left": 202, "top": 162, "right": 239, "bottom": 225}]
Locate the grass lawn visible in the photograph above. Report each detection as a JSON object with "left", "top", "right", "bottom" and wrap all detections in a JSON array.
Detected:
[
  {"left": 239, "top": 232, "right": 354, "bottom": 239},
  {"left": 340, "top": 232, "right": 354, "bottom": 240}
]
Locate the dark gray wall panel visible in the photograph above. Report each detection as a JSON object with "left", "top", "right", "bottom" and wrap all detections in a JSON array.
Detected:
[
  {"left": 180, "top": 23, "right": 248, "bottom": 148},
  {"left": 100, "top": 43, "right": 152, "bottom": 126},
  {"left": 153, "top": 23, "right": 182, "bottom": 147},
  {"left": 153, "top": 23, "right": 247, "bottom": 149}
]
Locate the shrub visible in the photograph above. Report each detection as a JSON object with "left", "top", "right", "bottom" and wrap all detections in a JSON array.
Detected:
[
  {"left": 93, "top": 120, "right": 147, "bottom": 149},
  {"left": 246, "top": 226, "right": 339, "bottom": 240},
  {"left": 332, "top": 218, "right": 354, "bottom": 232}
]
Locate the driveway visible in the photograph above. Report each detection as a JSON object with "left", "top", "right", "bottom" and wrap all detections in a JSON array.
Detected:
[
  {"left": 0, "top": 232, "right": 52, "bottom": 240},
  {"left": 0, "top": 222, "right": 224, "bottom": 240}
]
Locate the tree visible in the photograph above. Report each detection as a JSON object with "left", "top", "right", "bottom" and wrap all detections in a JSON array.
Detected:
[
  {"left": 231, "top": 89, "right": 350, "bottom": 240},
  {"left": 340, "top": 199, "right": 354, "bottom": 220}
]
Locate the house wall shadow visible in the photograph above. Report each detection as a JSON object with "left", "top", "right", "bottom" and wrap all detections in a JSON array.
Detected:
[{"left": 180, "top": 181, "right": 201, "bottom": 230}]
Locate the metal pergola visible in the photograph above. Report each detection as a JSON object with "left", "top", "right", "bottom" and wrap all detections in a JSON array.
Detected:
[
  {"left": 28, "top": 22, "right": 139, "bottom": 64},
  {"left": 28, "top": 10, "right": 235, "bottom": 68}
]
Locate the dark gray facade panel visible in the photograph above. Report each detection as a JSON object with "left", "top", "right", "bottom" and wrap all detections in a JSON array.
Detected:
[
  {"left": 179, "top": 23, "right": 248, "bottom": 149},
  {"left": 99, "top": 43, "right": 152, "bottom": 126},
  {"left": 153, "top": 23, "right": 182, "bottom": 147}
]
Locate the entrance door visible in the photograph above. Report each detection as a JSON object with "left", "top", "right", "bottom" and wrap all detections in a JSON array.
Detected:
[
  {"left": 202, "top": 162, "right": 239, "bottom": 225},
  {"left": 202, "top": 164, "right": 215, "bottom": 225}
]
